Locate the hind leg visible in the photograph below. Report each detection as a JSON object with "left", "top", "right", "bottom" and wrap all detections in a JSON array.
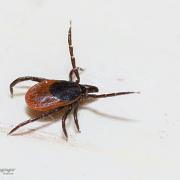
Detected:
[
  {"left": 8, "top": 106, "right": 64, "bottom": 135},
  {"left": 10, "top": 76, "right": 46, "bottom": 96}
]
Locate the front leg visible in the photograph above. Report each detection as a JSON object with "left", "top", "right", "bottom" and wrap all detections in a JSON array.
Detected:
[
  {"left": 69, "top": 67, "right": 84, "bottom": 82},
  {"left": 10, "top": 76, "right": 46, "bottom": 96},
  {"left": 68, "top": 21, "right": 80, "bottom": 83}
]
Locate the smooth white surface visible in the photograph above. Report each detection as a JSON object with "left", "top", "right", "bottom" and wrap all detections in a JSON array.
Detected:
[{"left": 0, "top": 0, "right": 180, "bottom": 179}]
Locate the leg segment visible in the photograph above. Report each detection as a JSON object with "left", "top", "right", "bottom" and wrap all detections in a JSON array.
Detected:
[
  {"left": 69, "top": 67, "right": 84, "bottom": 81},
  {"left": 8, "top": 106, "right": 64, "bottom": 135},
  {"left": 68, "top": 21, "right": 80, "bottom": 83},
  {"left": 86, "top": 91, "right": 140, "bottom": 99},
  {"left": 62, "top": 105, "right": 72, "bottom": 139},
  {"left": 73, "top": 102, "right": 80, "bottom": 132},
  {"left": 10, "top": 76, "right": 46, "bottom": 96}
]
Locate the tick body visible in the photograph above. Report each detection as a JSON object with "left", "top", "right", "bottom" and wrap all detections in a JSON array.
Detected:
[
  {"left": 9, "top": 22, "right": 139, "bottom": 139},
  {"left": 25, "top": 80, "right": 82, "bottom": 111}
]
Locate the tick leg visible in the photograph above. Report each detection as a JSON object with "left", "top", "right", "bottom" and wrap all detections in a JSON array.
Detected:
[
  {"left": 10, "top": 76, "right": 46, "bottom": 96},
  {"left": 62, "top": 106, "right": 72, "bottom": 139},
  {"left": 68, "top": 21, "right": 80, "bottom": 83},
  {"left": 73, "top": 102, "right": 80, "bottom": 132},
  {"left": 8, "top": 106, "right": 64, "bottom": 135},
  {"left": 69, "top": 67, "right": 84, "bottom": 81},
  {"left": 86, "top": 91, "right": 140, "bottom": 98}
]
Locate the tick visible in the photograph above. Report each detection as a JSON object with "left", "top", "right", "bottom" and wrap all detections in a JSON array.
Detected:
[{"left": 9, "top": 22, "right": 139, "bottom": 139}]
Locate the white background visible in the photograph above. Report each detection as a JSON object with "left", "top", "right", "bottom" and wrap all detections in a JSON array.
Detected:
[{"left": 0, "top": 0, "right": 180, "bottom": 179}]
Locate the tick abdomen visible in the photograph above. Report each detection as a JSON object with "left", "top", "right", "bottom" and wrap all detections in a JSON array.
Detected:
[{"left": 25, "top": 80, "right": 81, "bottom": 111}]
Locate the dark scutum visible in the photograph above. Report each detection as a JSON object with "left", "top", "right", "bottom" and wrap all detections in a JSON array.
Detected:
[{"left": 49, "top": 81, "right": 81, "bottom": 101}]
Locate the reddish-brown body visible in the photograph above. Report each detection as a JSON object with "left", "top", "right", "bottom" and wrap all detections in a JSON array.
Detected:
[{"left": 25, "top": 80, "right": 80, "bottom": 111}]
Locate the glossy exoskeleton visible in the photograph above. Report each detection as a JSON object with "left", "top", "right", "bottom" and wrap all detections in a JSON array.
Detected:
[{"left": 9, "top": 22, "right": 139, "bottom": 139}]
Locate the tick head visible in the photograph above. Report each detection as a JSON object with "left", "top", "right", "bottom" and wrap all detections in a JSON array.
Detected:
[{"left": 80, "top": 84, "right": 99, "bottom": 94}]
